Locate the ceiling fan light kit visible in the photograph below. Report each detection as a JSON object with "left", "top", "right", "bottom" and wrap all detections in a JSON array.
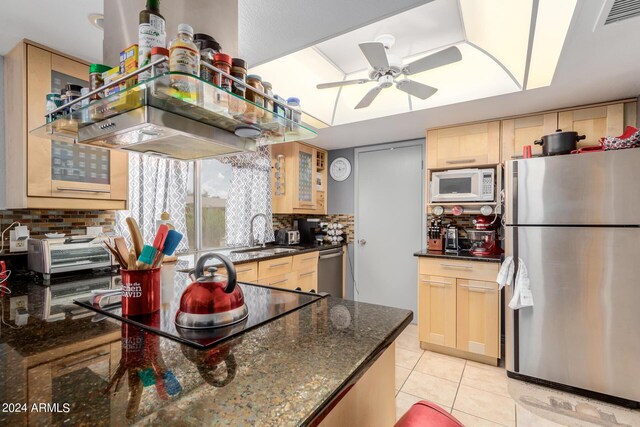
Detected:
[{"left": 317, "top": 34, "right": 462, "bottom": 109}]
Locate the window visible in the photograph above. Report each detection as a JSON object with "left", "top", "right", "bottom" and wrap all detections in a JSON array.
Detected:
[{"left": 185, "top": 159, "right": 233, "bottom": 251}]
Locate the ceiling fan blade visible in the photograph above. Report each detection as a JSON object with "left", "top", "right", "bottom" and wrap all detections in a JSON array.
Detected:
[
  {"left": 316, "top": 78, "right": 371, "bottom": 89},
  {"left": 403, "top": 46, "right": 462, "bottom": 75},
  {"left": 396, "top": 79, "right": 438, "bottom": 100},
  {"left": 359, "top": 41, "right": 390, "bottom": 70},
  {"left": 355, "top": 85, "right": 384, "bottom": 109}
]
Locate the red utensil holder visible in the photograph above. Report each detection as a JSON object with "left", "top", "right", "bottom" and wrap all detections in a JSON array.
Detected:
[{"left": 121, "top": 268, "right": 161, "bottom": 316}]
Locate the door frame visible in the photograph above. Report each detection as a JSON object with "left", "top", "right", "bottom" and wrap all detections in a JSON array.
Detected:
[{"left": 353, "top": 139, "right": 425, "bottom": 302}]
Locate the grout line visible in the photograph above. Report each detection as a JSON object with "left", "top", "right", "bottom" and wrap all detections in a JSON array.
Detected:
[
  {"left": 454, "top": 409, "right": 512, "bottom": 427},
  {"left": 451, "top": 360, "right": 466, "bottom": 412}
]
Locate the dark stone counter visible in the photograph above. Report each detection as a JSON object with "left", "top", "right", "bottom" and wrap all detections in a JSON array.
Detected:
[
  {"left": 0, "top": 265, "right": 411, "bottom": 426},
  {"left": 413, "top": 249, "right": 503, "bottom": 263}
]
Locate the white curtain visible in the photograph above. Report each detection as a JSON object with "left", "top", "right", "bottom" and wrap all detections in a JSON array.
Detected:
[
  {"left": 116, "top": 154, "right": 189, "bottom": 252},
  {"left": 220, "top": 145, "right": 274, "bottom": 247}
]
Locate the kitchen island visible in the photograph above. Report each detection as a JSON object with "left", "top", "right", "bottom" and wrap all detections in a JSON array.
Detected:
[{"left": 0, "top": 267, "right": 411, "bottom": 426}]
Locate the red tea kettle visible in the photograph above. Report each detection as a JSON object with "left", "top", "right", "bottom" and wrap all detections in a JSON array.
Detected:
[{"left": 175, "top": 253, "right": 248, "bottom": 329}]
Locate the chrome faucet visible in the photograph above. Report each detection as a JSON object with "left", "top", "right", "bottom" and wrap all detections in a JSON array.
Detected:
[{"left": 249, "top": 213, "right": 268, "bottom": 247}]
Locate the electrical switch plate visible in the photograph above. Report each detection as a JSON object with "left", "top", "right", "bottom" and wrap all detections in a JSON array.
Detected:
[{"left": 9, "top": 296, "right": 28, "bottom": 321}]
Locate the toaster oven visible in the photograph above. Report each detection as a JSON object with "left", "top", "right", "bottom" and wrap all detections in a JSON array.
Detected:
[{"left": 28, "top": 237, "right": 114, "bottom": 279}]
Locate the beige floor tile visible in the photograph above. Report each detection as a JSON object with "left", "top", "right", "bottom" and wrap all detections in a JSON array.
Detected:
[
  {"left": 414, "top": 351, "right": 466, "bottom": 383},
  {"left": 461, "top": 364, "right": 510, "bottom": 397},
  {"left": 395, "top": 392, "right": 452, "bottom": 422},
  {"left": 466, "top": 359, "right": 504, "bottom": 372},
  {"left": 395, "top": 392, "right": 423, "bottom": 421},
  {"left": 453, "top": 384, "right": 516, "bottom": 427},
  {"left": 396, "top": 330, "right": 423, "bottom": 352},
  {"left": 401, "top": 370, "right": 459, "bottom": 408},
  {"left": 396, "top": 347, "right": 423, "bottom": 370},
  {"left": 451, "top": 410, "right": 507, "bottom": 426},
  {"left": 401, "top": 323, "right": 418, "bottom": 337},
  {"left": 515, "top": 405, "right": 565, "bottom": 427},
  {"left": 395, "top": 366, "right": 412, "bottom": 391}
]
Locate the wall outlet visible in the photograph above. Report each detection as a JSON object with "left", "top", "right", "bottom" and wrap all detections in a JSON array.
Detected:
[
  {"left": 9, "top": 296, "right": 28, "bottom": 321},
  {"left": 9, "top": 239, "right": 28, "bottom": 253}
]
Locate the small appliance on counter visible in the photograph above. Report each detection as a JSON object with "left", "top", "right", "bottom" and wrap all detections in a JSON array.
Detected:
[
  {"left": 28, "top": 236, "right": 114, "bottom": 280},
  {"left": 297, "top": 218, "right": 322, "bottom": 244},
  {"left": 275, "top": 229, "right": 300, "bottom": 246},
  {"left": 444, "top": 223, "right": 460, "bottom": 254},
  {"left": 465, "top": 214, "right": 503, "bottom": 257}
]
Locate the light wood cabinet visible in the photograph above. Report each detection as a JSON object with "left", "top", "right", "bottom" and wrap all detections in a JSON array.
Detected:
[
  {"left": 426, "top": 121, "right": 500, "bottom": 169},
  {"left": 271, "top": 141, "right": 327, "bottom": 215},
  {"left": 557, "top": 103, "right": 627, "bottom": 148},
  {"left": 217, "top": 261, "right": 258, "bottom": 283},
  {"left": 2, "top": 40, "right": 128, "bottom": 209},
  {"left": 456, "top": 279, "right": 500, "bottom": 358},
  {"left": 418, "top": 257, "right": 501, "bottom": 364},
  {"left": 292, "top": 252, "right": 319, "bottom": 293},
  {"left": 501, "top": 113, "right": 558, "bottom": 159},
  {"left": 256, "top": 252, "right": 320, "bottom": 292},
  {"left": 418, "top": 275, "right": 457, "bottom": 348}
]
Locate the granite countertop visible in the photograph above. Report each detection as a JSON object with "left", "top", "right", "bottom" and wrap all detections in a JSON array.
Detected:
[
  {"left": 414, "top": 249, "right": 503, "bottom": 263},
  {"left": 176, "top": 243, "right": 345, "bottom": 270},
  {"left": 0, "top": 266, "right": 411, "bottom": 426}
]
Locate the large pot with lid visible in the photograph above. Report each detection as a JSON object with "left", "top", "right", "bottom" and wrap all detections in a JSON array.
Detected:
[
  {"left": 175, "top": 253, "right": 248, "bottom": 329},
  {"left": 534, "top": 129, "right": 586, "bottom": 156}
]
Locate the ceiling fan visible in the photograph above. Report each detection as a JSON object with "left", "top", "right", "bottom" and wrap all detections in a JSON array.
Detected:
[{"left": 316, "top": 35, "right": 462, "bottom": 109}]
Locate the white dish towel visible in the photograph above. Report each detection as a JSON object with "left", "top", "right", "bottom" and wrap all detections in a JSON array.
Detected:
[{"left": 496, "top": 257, "right": 534, "bottom": 310}]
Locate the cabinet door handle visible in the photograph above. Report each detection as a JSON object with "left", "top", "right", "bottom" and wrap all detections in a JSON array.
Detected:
[
  {"left": 421, "top": 279, "right": 452, "bottom": 286},
  {"left": 268, "top": 262, "right": 290, "bottom": 268},
  {"left": 300, "top": 271, "right": 315, "bottom": 277},
  {"left": 459, "top": 284, "right": 496, "bottom": 291},
  {"left": 57, "top": 187, "right": 111, "bottom": 194},
  {"left": 236, "top": 268, "right": 254, "bottom": 273},
  {"left": 440, "top": 263, "right": 473, "bottom": 270},
  {"left": 270, "top": 278, "right": 288, "bottom": 285},
  {"left": 446, "top": 158, "right": 476, "bottom": 164}
]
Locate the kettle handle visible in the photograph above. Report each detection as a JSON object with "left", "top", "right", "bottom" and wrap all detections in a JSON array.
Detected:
[{"left": 195, "top": 253, "right": 237, "bottom": 293}]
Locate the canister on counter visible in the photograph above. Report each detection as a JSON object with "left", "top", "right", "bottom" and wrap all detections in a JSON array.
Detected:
[{"left": 89, "top": 64, "right": 111, "bottom": 100}]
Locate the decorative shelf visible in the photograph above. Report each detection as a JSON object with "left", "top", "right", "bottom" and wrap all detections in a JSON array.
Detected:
[{"left": 30, "top": 73, "right": 318, "bottom": 160}]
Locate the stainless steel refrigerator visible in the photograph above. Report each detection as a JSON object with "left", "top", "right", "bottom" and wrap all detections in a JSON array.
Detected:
[{"left": 504, "top": 149, "right": 640, "bottom": 406}]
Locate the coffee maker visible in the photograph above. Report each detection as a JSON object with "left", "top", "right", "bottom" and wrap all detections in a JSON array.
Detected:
[{"left": 297, "top": 218, "right": 322, "bottom": 244}]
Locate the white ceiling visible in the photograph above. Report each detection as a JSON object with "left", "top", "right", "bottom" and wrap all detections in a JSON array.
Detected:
[
  {"left": 310, "top": 0, "right": 640, "bottom": 149},
  {"left": 0, "top": 0, "right": 104, "bottom": 64},
  {"left": 314, "top": 0, "right": 464, "bottom": 75}
]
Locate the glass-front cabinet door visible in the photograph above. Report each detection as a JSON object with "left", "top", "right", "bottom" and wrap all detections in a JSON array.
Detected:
[
  {"left": 293, "top": 143, "right": 317, "bottom": 209},
  {"left": 26, "top": 45, "right": 128, "bottom": 202}
]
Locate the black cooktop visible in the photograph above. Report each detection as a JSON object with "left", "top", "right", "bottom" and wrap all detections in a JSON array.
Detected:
[{"left": 74, "top": 274, "right": 323, "bottom": 349}]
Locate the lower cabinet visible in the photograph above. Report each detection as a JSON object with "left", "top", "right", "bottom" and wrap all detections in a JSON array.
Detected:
[
  {"left": 218, "top": 262, "right": 258, "bottom": 283},
  {"left": 256, "top": 252, "right": 319, "bottom": 292},
  {"left": 418, "top": 275, "right": 456, "bottom": 348},
  {"left": 418, "top": 258, "right": 501, "bottom": 362}
]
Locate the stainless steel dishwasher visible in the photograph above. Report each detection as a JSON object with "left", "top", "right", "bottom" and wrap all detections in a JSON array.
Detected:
[{"left": 317, "top": 246, "right": 344, "bottom": 297}]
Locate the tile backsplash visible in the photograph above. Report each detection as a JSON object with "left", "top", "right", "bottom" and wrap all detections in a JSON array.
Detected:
[
  {"left": 0, "top": 209, "right": 116, "bottom": 242},
  {"left": 273, "top": 214, "right": 354, "bottom": 243}
]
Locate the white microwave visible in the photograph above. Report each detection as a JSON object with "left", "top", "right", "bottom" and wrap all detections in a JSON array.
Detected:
[{"left": 430, "top": 168, "right": 495, "bottom": 203}]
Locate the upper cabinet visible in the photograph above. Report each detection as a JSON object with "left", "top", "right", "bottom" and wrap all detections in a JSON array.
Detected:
[
  {"left": 427, "top": 121, "right": 500, "bottom": 169},
  {"left": 557, "top": 102, "right": 635, "bottom": 148},
  {"left": 272, "top": 141, "right": 327, "bottom": 215},
  {"left": 2, "top": 40, "right": 128, "bottom": 210},
  {"left": 501, "top": 113, "right": 557, "bottom": 160}
]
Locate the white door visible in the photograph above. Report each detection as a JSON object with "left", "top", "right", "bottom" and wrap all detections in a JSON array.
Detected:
[{"left": 355, "top": 142, "right": 423, "bottom": 317}]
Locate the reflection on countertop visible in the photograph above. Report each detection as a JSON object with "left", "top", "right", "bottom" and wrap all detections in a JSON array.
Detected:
[
  {"left": 413, "top": 249, "right": 503, "bottom": 263},
  {"left": 0, "top": 264, "right": 410, "bottom": 426}
]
